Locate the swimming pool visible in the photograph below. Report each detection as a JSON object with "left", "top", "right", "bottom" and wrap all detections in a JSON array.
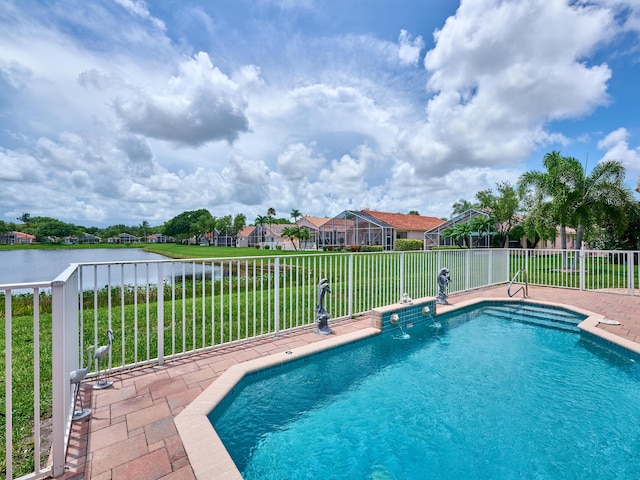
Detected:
[{"left": 208, "top": 303, "right": 640, "bottom": 479}]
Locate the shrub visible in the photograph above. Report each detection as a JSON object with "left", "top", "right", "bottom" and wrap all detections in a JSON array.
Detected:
[
  {"left": 361, "top": 245, "right": 384, "bottom": 252},
  {"left": 255, "top": 244, "right": 261, "bottom": 249},
  {"left": 349, "top": 244, "right": 361, "bottom": 252},
  {"left": 276, "top": 245, "right": 282, "bottom": 250},
  {"left": 264, "top": 244, "right": 270, "bottom": 250},
  {"left": 394, "top": 239, "right": 423, "bottom": 251}
]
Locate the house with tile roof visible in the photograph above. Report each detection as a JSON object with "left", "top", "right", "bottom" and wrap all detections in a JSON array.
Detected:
[
  {"left": 0, "top": 231, "right": 36, "bottom": 244},
  {"left": 236, "top": 226, "right": 259, "bottom": 248},
  {"left": 297, "top": 216, "right": 331, "bottom": 250},
  {"left": 321, "top": 210, "right": 445, "bottom": 251}
]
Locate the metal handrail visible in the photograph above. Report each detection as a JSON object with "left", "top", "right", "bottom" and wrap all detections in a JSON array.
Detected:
[{"left": 507, "top": 269, "right": 528, "bottom": 298}]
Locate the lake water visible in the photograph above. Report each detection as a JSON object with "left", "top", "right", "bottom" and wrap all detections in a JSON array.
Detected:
[{"left": 0, "top": 248, "right": 169, "bottom": 285}]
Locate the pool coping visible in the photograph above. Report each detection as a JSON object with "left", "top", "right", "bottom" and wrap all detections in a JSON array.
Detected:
[
  {"left": 174, "top": 296, "right": 639, "bottom": 480},
  {"left": 174, "top": 326, "right": 381, "bottom": 479}
]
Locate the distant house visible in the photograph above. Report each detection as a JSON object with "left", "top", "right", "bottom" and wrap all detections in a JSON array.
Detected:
[
  {"left": 80, "top": 233, "right": 102, "bottom": 244},
  {"left": 236, "top": 226, "right": 259, "bottom": 248},
  {"left": 147, "top": 233, "right": 174, "bottom": 243},
  {"left": 0, "top": 231, "right": 36, "bottom": 244},
  {"left": 215, "top": 233, "right": 236, "bottom": 247},
  {"left": 63, "top": 236, "right": 79, "bottom": 245},
  {"left": 108, "top": 233, "right": 140, "bottom": 244},
  {"left": 298, "top": 216, "right": 331, "bottom": 250},
  {"left": 321, "top": 210, "right": 444, "bottom": 251}
]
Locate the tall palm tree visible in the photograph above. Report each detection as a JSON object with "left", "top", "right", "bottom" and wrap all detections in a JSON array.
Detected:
[
  {"left": 266, "top": 207, "right": 276, "bottom": 241},
  {"left": 442, "top": 222, "right": 474, "bottom": 248},
  {"left": 519, "top": 151, "right": 575, "bottom": 255},
  {"left": 290, "top": 209, "right": 302, "bottom": 223},
  {"left": 468, "top": 215, "right": 495, "bottom": 247},
  {"left": 519, "top": 151, "right": 632, "bottom": 267},
  {"left": 569, "top": 158, "right": 631, "bottom": 251},
  {"left": 254, "top": 215, "right": 267, "bottom": 243}
]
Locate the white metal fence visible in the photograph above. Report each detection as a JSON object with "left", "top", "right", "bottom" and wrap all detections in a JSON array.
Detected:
[{"left": 1, "top": 248, "right": 638, "bottom": 479}]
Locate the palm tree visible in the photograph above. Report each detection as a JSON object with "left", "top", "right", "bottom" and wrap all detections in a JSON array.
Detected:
[
  {"left": 442, "top": 222, "right": 474, "bottom": 248},
  {"left": 140, "top": 220, "right": 150, "bottom": 241},
  {"left": 519, "top": 151, "right": 632, "bottom": 267},
  {"left": 266, "top": 207, "right": 276, "bottom": 241},
  {"left": 281, "top": 226, "right": 298, "bottom": 250},
  {"left": 282, "top": 225, "right": 311, "bottom": 250},
  {"left": 468, "top": 215, "right": 495, "bottom": 247},
  {"left": 568, "top": 159, "right": 631, "bottom": 252},
  {"left": 254, "top": 215, "right": 268, "bottom": 243},
  {"left": 519, "top": 151, "right": 575, "bottom": 256},
  {"left": 290, "top": 209, "right": 302, "bottom": 223}
]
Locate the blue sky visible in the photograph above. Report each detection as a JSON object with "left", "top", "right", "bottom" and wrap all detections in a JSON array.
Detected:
[{"left": 1, "top": 0, "right": 639, "bottom": 227}]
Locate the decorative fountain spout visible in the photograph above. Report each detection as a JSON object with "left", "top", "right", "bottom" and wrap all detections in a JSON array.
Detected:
[
  {"left": 315, "top": 278, "right": 333, "bottom": 335},
  {"left": 436, "top": 268, "right": 451, "bottom": 305}
]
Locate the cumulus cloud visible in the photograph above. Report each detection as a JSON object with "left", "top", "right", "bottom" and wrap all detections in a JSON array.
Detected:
[
  {"left": 598, "top": 127, "right": 640, "bottom": 168},
  {"left": 397, "top": 30, "right": 424, "bottom": 66},
  {"left": 318, "top": 151, "right": 368, "bottom": 197},
  {"left": 400, "top": 0, "right": 615, "bottom": 177},
  {"left": 113, "top": 52, "right": 252, "bottom": 147},
  {"left": 276, "top": 143, "right": 326, "bottom": 181},
  {"left": 0, "top": 148, "right": 45, "bottom": 182},
  {"left": 116, "top": 133, "right": 156, "bottom": 177},
  {"left": 221, "top": 154, "right": 270, "bottom": 205}
]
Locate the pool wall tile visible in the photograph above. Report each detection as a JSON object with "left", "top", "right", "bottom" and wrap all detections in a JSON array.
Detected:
[{"left": 372, "top": 297, "right": 436, "bottom": 333}]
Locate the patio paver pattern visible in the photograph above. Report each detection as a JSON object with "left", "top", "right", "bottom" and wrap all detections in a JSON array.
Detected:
[{"left": 59, "top": 286, "right": 639, "bottom": 479}]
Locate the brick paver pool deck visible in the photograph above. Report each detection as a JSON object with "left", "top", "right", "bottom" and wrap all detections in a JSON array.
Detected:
[{"left": 59, "top": 286, "right": 639, "bottom": 479}]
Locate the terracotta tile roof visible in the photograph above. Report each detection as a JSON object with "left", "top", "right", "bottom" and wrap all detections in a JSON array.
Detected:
[
  {"left": 299, "top": 216, "right": 330, "bottom": 227},
  {"left": 362, "top": 210, "right": 445, "bottom": 231},
  {"left": 238, "top": 226, "right": 255, "bottom": 237}
]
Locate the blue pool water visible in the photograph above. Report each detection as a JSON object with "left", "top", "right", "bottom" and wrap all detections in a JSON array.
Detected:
[{"left": 209, "top": 304, "right": 640, "bottom": 479}]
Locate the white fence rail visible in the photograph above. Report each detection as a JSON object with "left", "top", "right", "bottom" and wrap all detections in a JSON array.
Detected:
[{"left": 1, "top": 248, "right": 638, "bottom": 478}]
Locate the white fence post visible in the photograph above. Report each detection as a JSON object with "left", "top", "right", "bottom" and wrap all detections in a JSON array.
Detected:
[
  {"left": 348, "top": 254, "right": 354, "bottom": 317},
  {"left": 5, "top": 291, "right": 13, "bottom": 478},
  {"left": 628, "top": 251, "right": 635, "bottom": 296},
  {"left": 157, "top": 263, "right": 164, "bottom": 366},
  {"left": 399, "top": 252, "right": 405, "bottom": 300},
  {"left": 579, "top": 247, "right": 586, "bottom": 291},
  {"left": 51, "top": 280, "right": 67, "bottom": 478},
  {"left": 274, "top": 258, "right": 280, "bottom": 336},
  {"left": 465, "top": 250, "right": 470, "bottom": 291}
]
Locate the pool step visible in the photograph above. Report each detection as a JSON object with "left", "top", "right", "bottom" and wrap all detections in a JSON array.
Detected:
[{"left": 483, "top": 304, "right": 583, "bottom": 332}]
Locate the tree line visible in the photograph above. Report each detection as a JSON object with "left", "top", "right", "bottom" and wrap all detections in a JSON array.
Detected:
[
  {"left": 444, "top": 151, "right": 640, "bottom": 251},
  {"left": 0, "top": 207, "right": 307, "bottom": 245}
]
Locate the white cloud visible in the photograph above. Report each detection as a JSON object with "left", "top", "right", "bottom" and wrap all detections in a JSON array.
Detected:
[
  {"left": 0, "top": 148, "right": 45, "bottom": 182},
  {"left": 276, "top": 143, "right": 326, "bottom": 181},
  {"left": 113, "top": 52, "right": 252, "bottom": 147},
  {"left": 1, "top": 0, "right": 639, "bottom": 226},
  {"left": 397, "top": 0, "right": 616, "bottom": 179},
  {"left": 597, "top": 127, "right": 640, "bottom": 168},
  {"left": 397, "top": 30, "right": 424, "bottom": 66},
  {"left": 113, "top": 0, "right": 166, "bottom": 31}
]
